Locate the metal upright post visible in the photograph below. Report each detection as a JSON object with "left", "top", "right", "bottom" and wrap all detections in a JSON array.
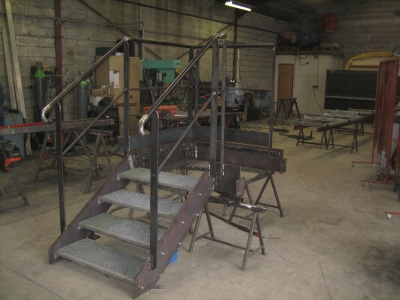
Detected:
[
  {"left": 124, "top": 40, "right": 130, "bottom": 155},
  {"left": 220, "top": 37, "right": 227, "bottom": 176},
  {"left": 150, "top": 111, "right": 159, "bottom": 270},
  {"left": 55, "top": 103, "right": 66, "bottom": 232},
  {"left": 269, "top": 45, "right": 276, "bottom": 148},
  {"left": 188, "top": 48, "right": 194, "bottom": 124},
  {"left": 210, "top": 39, "right": 219, "bottom": 176},
  {"left": 194, "top": 50, "right": 200, "bottom": 120}
]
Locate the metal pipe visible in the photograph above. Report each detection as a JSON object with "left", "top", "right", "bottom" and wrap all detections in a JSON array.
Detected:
[
  {"left": 55, "top": 0, "right": 63, "bottom": 120},
  {"left": 209, "top": 39, "right": 219, "bottom": 176},
  {"left": 194, "top": 50, "right": 200, "bottom": 120},
  {"left": 150, "top": 111, "right": 159, "bottom": 270},
  {"left": 123, "top": 42, "right": 130, "bottom": 155},
  {"left": 188, "top": 48, "right": 194, "bottom": 124},
  {"left": 55, "top": 103, "right": 66, "bottom": 233},
  {"left": 138, "top": 33, "right": 224, "bottom": 136},
  {"left": 41, "top": 37, "right": 130, "bottom": 123},
  {"left": 158, "top": 92, "right": 216, "bottom": 172},
  {"left": 269, "top": 45, "right": 276, "bottom": 148},
  {"left": 220, "top": 37, "right": 227, "bottom": 176}
]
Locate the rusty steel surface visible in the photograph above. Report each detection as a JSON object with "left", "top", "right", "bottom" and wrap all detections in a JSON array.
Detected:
[
  {"left": 132, "top": 170, "right": 213, "bottom": 298},
  {"left": 48, "top": 154, "right": 132, "bottom": 264}
]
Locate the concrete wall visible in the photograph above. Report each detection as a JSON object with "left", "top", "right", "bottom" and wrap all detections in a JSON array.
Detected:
[
  {"left": 315, "top": 0, "right": 399, "bottom": 67},
  {"left": 275, "top": 54, "right": 343, "bottom": 115},
  {"left": 0, "top": 0, "right": 295, "bottom": 122}
]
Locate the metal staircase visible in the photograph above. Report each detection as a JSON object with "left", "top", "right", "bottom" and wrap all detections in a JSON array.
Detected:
[
  {"left": 45, "top": 33, "right": 282, "bottom": 298},
  {"left": 50, "top": 161, "right": 212, "bottom": 298}
]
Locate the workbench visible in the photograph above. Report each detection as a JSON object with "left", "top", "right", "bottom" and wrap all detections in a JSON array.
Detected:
[{"left": 287, "top": 110, "right": 374, "bottom": 152}]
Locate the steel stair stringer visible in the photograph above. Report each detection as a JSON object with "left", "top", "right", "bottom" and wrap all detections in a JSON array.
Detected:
[
  {"left": 132, "top": 169, "right": 213, "bottom": 298},
  {"left": 48, "top": 154, "right": 133, "bottom": 264}
]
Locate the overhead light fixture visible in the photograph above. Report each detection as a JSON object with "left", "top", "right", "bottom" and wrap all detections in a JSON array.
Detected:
[{"left": 225, "top": 1, "right": 252, "bottom": 12}]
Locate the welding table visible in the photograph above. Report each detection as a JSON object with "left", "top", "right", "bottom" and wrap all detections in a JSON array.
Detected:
[{"left": 287, "top": 110, "right": 374, "bottom": 153}]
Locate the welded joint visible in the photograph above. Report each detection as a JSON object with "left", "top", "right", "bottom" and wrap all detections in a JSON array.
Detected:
[
  {"left": 128, "top": 155, "right": 134, "bottom": 169},
  {"left": 138, "top": 113, "right": 150, "bottom": 136}
]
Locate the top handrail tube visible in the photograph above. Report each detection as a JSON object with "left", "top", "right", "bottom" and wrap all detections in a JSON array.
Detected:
[
  {"left": 138, "top": 33, "right": 225, "bottom": 136},
  {"left": 41, "top": 37, "right": 130, "bottom": 123}
]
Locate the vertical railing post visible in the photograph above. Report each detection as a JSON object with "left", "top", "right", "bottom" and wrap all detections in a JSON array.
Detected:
[
  {"left": 210, "top": 39, "right": 219, "bottom": 176},
  {"left": 269, "top": 45, "right": 276, "bottom": 149},
  {"left": 150, "top": 111, "right": 159, "bottom": 270},
  {"left": 123, "top": 40, "right": 130, "bottom": 155},
  {"left": 220, "top": 37, "right": 227, "bottom": 176},
  {"left": 188, "top": 48, "right": 194, "bottom": 124},
  {"left": 194, "top": 49, "right": 200, "bottom": 121},
  {"left": 55, "top": 102, "right": 66, "bottom": 233}
]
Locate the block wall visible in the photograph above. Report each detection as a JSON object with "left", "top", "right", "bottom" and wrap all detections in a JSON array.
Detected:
[
  {"left": 315, "top": 0, "right": 399, "bottom": 67},
  {"left": 0, "top": 0, "right": 310, "bottom": 122}
]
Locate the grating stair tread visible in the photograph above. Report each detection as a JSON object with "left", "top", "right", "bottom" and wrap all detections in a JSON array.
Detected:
[
  {"left": 118, "top": 168, "right": 199, "bottom": 192},
  {"left": 55, "top": 239, "right": 146, "bottom": 283},
  {"left": 98, "top": 189, "right": 183, "bottom": 219},
  {"left": 78, "top": 214, "right": 165, "bottom": 248}
]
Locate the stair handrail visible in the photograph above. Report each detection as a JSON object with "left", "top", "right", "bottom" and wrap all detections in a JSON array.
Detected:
[
  {"left": 138, "top": 33, "right": 225, "bottom": 136},
  {"left": 41, "top": 37, "right": 130, "bottom": 124}
]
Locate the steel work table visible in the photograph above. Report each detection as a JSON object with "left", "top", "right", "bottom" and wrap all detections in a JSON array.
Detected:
[{"left": 286, "top": 110, "right": 374, "bottom": 153}]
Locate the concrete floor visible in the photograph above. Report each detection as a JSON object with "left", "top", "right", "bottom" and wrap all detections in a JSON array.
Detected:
[{"left": 1, "top": 121, "right": 400, "bottom": 300}]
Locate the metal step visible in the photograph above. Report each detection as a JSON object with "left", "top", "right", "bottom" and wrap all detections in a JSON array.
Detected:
[
  {"left": 55, "top": 239, "right": 146, "bottom": 283},
  {"left": 118, "top": 168, "right": 199, "bottom": 192},
  {"left": 78, "top": 214, "right": 165, "bottom": 248},
  {"left": 98, "top": 189, "right": 183, "bottom": 219}
]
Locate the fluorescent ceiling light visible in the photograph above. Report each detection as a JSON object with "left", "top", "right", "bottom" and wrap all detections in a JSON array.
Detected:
[{"left": 225, "top": 1, "right": 252, "bottom": 11}]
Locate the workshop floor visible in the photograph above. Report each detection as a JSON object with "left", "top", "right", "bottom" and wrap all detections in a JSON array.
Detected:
[{"left": 1, "top": 121, "right": 400, "bottom": 300}]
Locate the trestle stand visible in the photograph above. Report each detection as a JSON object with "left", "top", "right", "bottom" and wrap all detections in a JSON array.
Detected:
[
  {"left": 84, "top": 130, "right": 114, "bottom": 193},
  {"left": 189, "top": 201, "right": 266, "bottom": 270},
  {"left": 229, "top": 171, "right": 283, "bottom": 220}
]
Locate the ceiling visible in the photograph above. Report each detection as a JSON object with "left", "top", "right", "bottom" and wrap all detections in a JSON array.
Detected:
[{"left": 217, "top": 0, "right": 344, "bottom": 23}]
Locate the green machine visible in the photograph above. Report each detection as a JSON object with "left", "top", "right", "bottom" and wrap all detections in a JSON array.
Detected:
[{"left": 143, "top": 60, "right": 182, "bottom": 84}]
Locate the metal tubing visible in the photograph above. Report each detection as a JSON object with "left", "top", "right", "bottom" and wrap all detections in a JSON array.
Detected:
[
  {"left": 55, "top": 103, "right": 66, "bottom": 232},
  {"left": 194, "top": 50, "right": 200, "bottom": 119},
  {"left": 124, "top": 42, "right": 130, "bottom": 155},
  {"left": 41, "top": 37, "right": 130, "bottom": 123},
  {"left": 220, "top": 38, "right": 227, "bottom": 176},
  {"left": 158, "top": 93, "right": 215, "bottom": 172},
  {"left": 150, "top": 111, "right": 159, "bottom": 270},
  {"left": 269, "top": 46, "right": 276, "bottom": 148},
  {"left": 209, "top": 39, "right": 219, "bottom": 176},
  {"left": 55, "top": 0, "right": 63, "bottom": 120},
  {"left": 188, "top": 48, "right": 194, "bottom": 124},
  {"left": 138, "top": 33, "right": 223, "bottom": 136}
]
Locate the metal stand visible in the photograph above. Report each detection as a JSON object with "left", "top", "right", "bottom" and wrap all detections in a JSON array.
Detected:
[
  {"left": 189, "top": 202, "right": 265, "bottom": 270},
  {"left": 84, "top": 130, "right": 114, "bottom": 193},
  {"left": 229, "top": 171, "right": 283, "bottom": 218},
  {"left": 0, "top": 169, "right": 29, "bottom": 206}
]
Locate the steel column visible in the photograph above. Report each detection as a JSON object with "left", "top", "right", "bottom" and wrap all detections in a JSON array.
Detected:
[
  {"left": 220, "top": 37, "right": 227, "bottom": 176},
  {"left": 150, "top": 112, "right": 159, "bottom": 270},
  {"left": 124, "top": 41, "right": 130, "bottom": 155},
  {"left": 188, "top": 48, "right": 194, "bottom": 124},
  {"left": 55, "top": 103, "right": 66, "bottom": 232},
  {"left": 210, "top": 39, "right": 219, "bottom": 176}
]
